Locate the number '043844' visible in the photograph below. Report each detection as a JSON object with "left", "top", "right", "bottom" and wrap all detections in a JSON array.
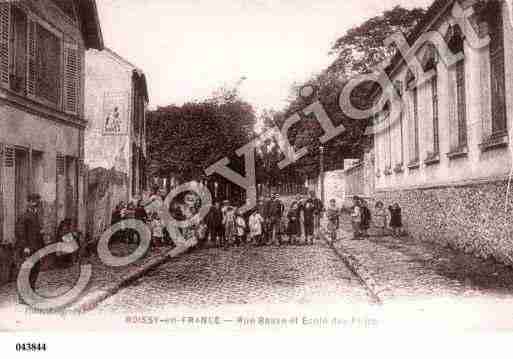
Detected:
[{"left": 16, "top": 343, "right": 47, "bottom": 351}]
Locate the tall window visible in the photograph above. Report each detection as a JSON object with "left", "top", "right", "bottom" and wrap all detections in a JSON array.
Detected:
[
  {"left": 456, "top": 60, "right": 467, "bottom": 147},
  {"left": 9, "top": 6, "right": 26, "bottom": 93},
  {"left": 383, "top": 103, "right": 392, "bottom": 170},
  {"left": 395, "top": 80, "right": 404, "bottom": 165},
  {"left": 35, "top": 24, "right": 61, "bottom": 105},
  {"left": 449, "top": 26, "right": 467, "bottom": 148},
  {"left": 412, "top": 87, "right": 420, "bottom": 161},
  {"left": 431, "top": 76, "right": 440, "bottom": 153},
  {"left": 399, "top": 100, "right": 404, "bottom": 164},
  {"left": 0, "top": 4, "right": 80, "bottom": 114},
  {"left": 489, "top": 1, "right": 507, "bottom": 134}
]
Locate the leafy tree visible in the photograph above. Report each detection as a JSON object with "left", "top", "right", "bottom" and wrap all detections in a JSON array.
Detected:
[
  {"left": 147, "top": 96, "right": 256, "bottom": 182},
  {"left": 328, "top": 5, "right": 426, "bottom": 76},
  {"left": 257, "top": 5, "right": 426, "bottom": 181}
]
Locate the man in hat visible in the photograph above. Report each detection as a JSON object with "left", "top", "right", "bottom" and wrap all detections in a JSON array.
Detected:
[
  {"left": 220, "top": 200, "right": 231, "bottom": 248},
  {"left": 303, "top": 191, "right": 323, "bottom": 245},
  {"left": 15, "top": 193, "right": 44, "bottom": 297},
  {"left": 268, "top": 193, "right": 285, "bottom": 245}
]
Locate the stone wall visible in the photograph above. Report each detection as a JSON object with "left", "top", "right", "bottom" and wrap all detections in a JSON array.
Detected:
[{"left": 374, "top": 178, "right": 513, "bottom": 266}]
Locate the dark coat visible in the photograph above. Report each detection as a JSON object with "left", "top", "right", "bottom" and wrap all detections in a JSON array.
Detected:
[
  {"left": 388, "top": 206, "right": 402, "bottom": 227},
  {"left": 360, "top": 206, "right": 371, "bottom": 229},
  {"left": 287, "top": 204, "right": 301, "bottom": 235},
  {"left": 207, "top": 206, "right": 223, "bottom": 229},
  {"left": 268, "top": 200, "right": 284, "bottom": 219},
  {"left": 15, "top": 210, "right": 44, "bottom": 253},
  {"left": 134, "top": 206, "right": 148, "bottom": 222}
]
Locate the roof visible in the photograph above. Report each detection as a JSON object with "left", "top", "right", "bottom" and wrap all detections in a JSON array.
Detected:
[
  {"left": 77, "top": 0, "right": 104, "bottom": 50},
  {"left": 370, "top": 0, "right": 455, "bottom": 99},
  {"left": 386, "top": 0, "right": 454, "bottom": 78}
]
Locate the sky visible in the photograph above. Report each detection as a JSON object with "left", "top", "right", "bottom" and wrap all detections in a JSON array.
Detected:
[{"left": 96, "top": 0, "right": 432, "bottom": 111}]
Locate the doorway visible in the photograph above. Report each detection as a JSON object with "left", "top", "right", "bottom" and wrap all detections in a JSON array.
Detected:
[{"left": 14, "top": 148, "right": 29, "bottom": 220}]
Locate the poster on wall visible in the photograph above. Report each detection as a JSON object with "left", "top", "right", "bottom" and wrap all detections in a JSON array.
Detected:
[{"left": 102, "top": 92, "right": 129, "bottom": 136}]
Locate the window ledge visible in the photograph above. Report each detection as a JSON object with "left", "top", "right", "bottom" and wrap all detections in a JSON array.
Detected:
[
  {"left": 393, "top": 163, "right": 404, "bottom": 173},
  {"left": 407, "top": 160, "right": 420, "bottom": 170},
  {"left": 447, "top": 146, "right": 468, "bottom": 159},
  {"left": 479, "top": 132, "right": 509, "bottom": 152},
  {"left": 424, "top": 153, "right": 440, "bottom": 166}
]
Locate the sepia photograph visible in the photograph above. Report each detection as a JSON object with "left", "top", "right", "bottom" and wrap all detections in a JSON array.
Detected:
[{"left": 0, "top": 0, "right": 513, "bottom": 354}]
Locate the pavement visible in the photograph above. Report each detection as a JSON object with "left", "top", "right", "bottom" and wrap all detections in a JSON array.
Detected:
[
  {"left": 0, "top": 242, "right": 180, "bottom": 320},
  {"left": 325, "top": 215, "right": 513, "bottom": 330},
  {"left": 4, "top": 216, "right": 513, "bottom": 331},
  {"left": 93, "top": 242, "right": 370, "bottom": 313}
]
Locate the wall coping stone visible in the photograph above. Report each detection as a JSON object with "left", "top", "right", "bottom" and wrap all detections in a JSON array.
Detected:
[{"left": 375, "top": 173, "right": 512, "bottom": 193}]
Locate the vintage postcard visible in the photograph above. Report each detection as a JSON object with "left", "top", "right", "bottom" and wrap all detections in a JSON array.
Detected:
[{"left": 1, "top": 0, "right": 513, "bottom": 354}]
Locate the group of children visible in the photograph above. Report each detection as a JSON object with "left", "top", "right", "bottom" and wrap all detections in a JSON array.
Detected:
[
  {"left": 206, "top": 193, "right": 323, "bottom": 249},
  {"left": 323, "top": 196, "right": 403, "bottom": 242},
  {"left": 348, "top": 196, "right": 403, "bottom": 241}
]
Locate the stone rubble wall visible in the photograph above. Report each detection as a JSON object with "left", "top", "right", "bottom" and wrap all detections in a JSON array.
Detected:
[{"left": 373, "top": 178, "right": 513, "bottom": 266}]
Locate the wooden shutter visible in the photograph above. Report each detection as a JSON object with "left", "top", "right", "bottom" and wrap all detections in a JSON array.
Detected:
[
  {"left": 4, "top": 146, "right": 13, "bottom": 168},
  {"left": 0, "top": 3, "right": 10, "bottom": 87},
  {"left": 56, "top": 153, "right": 65, "bottom": 175},
  {"left": 63, "top": 43, "right": 80, "bottom": 114},
  {"left": 26, "top": 19, "right": 36, "bottom": 97}
]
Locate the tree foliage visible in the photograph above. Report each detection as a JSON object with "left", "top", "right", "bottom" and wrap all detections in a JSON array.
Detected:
[
  {"left": 328, "top": 5, "right": 426, "bottom": 76},
  {"left": 255, "top": 5, "right": 426, "bottom": 180},
  {"left": 147, "top": 94, "right": 256, "bottom": 181}
]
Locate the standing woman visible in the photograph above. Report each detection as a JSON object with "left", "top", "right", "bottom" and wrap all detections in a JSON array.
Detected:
[
  {"left": 287, "top": 201, "right": 301, "bottom": 245},
  {"left": 302, "top": 196, "right": 316, "bottom": 245}
]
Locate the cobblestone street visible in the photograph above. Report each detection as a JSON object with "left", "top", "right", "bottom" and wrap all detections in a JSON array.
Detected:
[
  {"left": 94, "top": 241, "right": 371, "bottom": 313},
  {"left": 0, "top": 243, "right": 170, "bottom": 313}
]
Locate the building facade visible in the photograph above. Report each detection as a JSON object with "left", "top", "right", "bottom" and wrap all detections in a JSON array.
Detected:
[
  {"left": 0, "top": 0, "right": 103, "bottom": 249},
  {"left": 372, "top": 0, "right": 513, "bottom": 264},
  {"left": 84, "top": 48, "right": 148, "bottom": 239}
]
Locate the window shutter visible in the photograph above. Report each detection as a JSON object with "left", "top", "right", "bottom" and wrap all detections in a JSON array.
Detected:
[
  {"left": 0, "top": 3, "right": 10, "bottom": 87},
  {"left": 56, "top": 153, "right": 65, "bottom": 175},
  {"left": 63, "top": 43, "right": 80, "bottom": 114},
  {"left": 4, "top": 146, "right": 14, "bottom": 168},
  {"left": 27, "top": 20, "right": 37, "bottom": 97}
]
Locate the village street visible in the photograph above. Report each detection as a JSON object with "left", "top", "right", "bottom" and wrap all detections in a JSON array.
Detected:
[{"left": 93, "top": 241, "right": 370, "bottom": 312}]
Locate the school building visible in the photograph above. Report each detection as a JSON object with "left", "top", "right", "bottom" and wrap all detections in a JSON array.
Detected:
[{"left": 370, "top": 0, "right": 513, "bottom": 264}]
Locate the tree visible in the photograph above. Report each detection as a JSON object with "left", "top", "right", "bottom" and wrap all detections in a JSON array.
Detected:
[
  {"left": 327, "top": 5, "right": 426, "bottom": 76},
  {"left": 147, "top": 96, "right": 256, "bottom": 182},
  {"left": 260, "top": 5, "right": 426, "bottom": 181}
]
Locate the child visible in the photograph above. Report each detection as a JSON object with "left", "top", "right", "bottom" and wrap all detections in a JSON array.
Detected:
[
  {"left": 388, "top": 202, "right": 403, "bottom": 238},
  {"left": 374, "top": 201, "right": 388, "bottom": 237},
  {"left": 287, "top": 201, "right": 301, "bottom": 245},
  {"left": 249, "top": 208, "right": 265, "bottom": 246},
  {"left": 151, "top": 213, "right": 164, "bottom": 247},
  {"left": 351, "top": 196, "right": 361, "bottom": 240},
  {"left": 223, "top": 206, "right": 237, "bottom": 250},
  {"left": 56, "top": 218, "right": 78, "bottom": 268},
  {"left": 326, "top": 199, "right": 340, "bottom": 243},
  {"left": 235, "top": 209, "right": 246, "bottom": 246},
  {"left": 360, "top": 199, "right": 371, "bottom": 237}
]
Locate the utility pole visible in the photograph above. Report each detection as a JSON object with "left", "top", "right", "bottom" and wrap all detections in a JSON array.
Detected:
[{"left": 319, "top": 146, "right": 325, "bottom": 205}]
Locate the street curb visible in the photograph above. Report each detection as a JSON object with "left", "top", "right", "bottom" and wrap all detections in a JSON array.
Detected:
[
  {"left": 321, "top": 232, "right": 382, "bottom": 305},
  {"left": 67, "top": 244, "right": 192, "bottom": 314}
]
